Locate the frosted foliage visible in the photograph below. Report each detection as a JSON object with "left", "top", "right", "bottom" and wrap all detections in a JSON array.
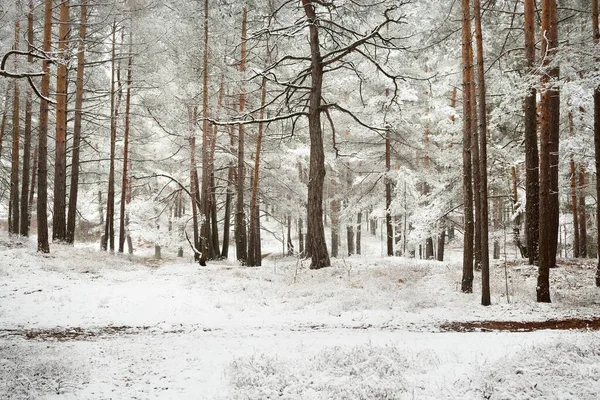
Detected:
[
  {"left": 227, "top": 345, "right": 415, "bottom": 400},
  {"left": 0, "top": 345, "right": 87, "bottom": 399},
  {"left": 460, "top": 337, "right": 600, "bottom": 400}
]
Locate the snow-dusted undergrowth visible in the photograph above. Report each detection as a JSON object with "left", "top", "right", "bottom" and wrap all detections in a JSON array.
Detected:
[{"left": 1, "top": 232, "right": 599, "bottom": 399}]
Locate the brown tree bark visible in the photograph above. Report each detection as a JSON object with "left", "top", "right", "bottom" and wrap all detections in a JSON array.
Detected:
[
  {"left": 330, "top": 178, "right": 339, "bottom": 258},
  {"left": 67, "top": 0, "right": 88, "bottom": 244},
  {"left": 189, "top": 106, "right": 200, "bottom": 262},
  {"left": 578, "top": 167, "right": 587, "bottom": 257},
  {"left": 461, "top": 0, "right": 475, "bottom": 293},
  {"left": 19, "top": 0, "right": 34, "bottom": 236},
  {"left": 102, "top": 20, "right": 118, "bottom": 252},
  {"left": 524, "top": 0, "right": 539, "bottom": 266},
  {"left": 248, "top": 75, "right": 267, "bottom": 267},
  {"left": 37, "top": 0, "right": 52, "bottom": 253},
  {"left": 302, "top": 0, "right": 330, "bottom": 269},
  {"left": 0, "top": 86, "right": 9, "bottom": 158},
  {"left": 52, "top": 0, "right": 70, "bottom": 242},
  {"left": 118, "top": 34, "right": 133, "bottom": 253},
  {"left": 385, "top": 128, "right": 393, "bottom": 256},
  {"left": 235, "top": 7, "right": 248, "bottom": 265},
  {"left": 221, "top": 124, "right": 235, "bottom": 258},
  {"left": 537, "top": 0, "right": 558, "bottom": 303},
  {"left": 474, "top": 0, "right": 490, "bottom": 306},
  {"left": 593, "top": 0, "right": 600, "bottom": 286},
  {"left": 356, "top": 211, "right": 362, "bottom": 255},
  {"left": 570, "top": 156, "right": 580, "bottom": 257},
  {"left": 199, "top": 0, "right": 211, "bottom": 265},
  {"left": 9, "top": 3, "right": 21, "bottom": 235},
  {"left": 346, "top": 212, "right": 355, "bottom": 256},
  {"left": 287, "top": 215, "right": 294, "bottom": 255}
]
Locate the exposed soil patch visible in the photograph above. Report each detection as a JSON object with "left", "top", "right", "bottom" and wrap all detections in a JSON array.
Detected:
[
  {"left": 440, "top": 317, "right": 600, "bottom": 332},
  {"left": 0, "top": 325, "right": 214, "bottom": 341}
]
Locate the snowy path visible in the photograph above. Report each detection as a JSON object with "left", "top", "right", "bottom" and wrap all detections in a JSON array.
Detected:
[{"left": 2, "top": 324, "right": 591, "bottom": 399}]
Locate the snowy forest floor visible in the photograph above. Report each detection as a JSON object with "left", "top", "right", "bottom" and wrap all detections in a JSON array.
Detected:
[{"left": 1, "top": 232, "right": 599, "bottom": 399}]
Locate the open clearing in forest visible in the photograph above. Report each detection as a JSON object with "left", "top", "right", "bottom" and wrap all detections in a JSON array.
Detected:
[{"left": 1, "top": 237, "right": 599, "bottom": 399}]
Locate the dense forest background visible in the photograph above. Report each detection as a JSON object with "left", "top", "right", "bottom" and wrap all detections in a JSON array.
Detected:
[{"left": 0, "top": 0, "right": 599, "bottom": 302}]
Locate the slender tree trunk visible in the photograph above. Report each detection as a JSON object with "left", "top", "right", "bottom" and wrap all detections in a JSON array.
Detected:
[
  {"left": 474, "top": 0, "right": 490, "bottom": 306},
  {"left": 211, "top": 171, "right": 219, "bottom": 256},
  {"left": 67, "top": 0, "right": 88, "bottom": 244},
  {"left": 385, "top": 129, "right": 393, "bottom": 256},
  {"left": 9, "top": 4, "right": 21, "bottom": 235},
  {"left": 471, "top": 70, "right": 481, "bottom": 271},
  {"left": 248, "top": 76, "right": 267, "bottom": 267},
  {"left": 221, "top": 125, "right": 235, "bottom": 258},
  {"left": 29, "top": 145, "right": 37, "bottom": 210},
  {"left": 118, "top": 34, "right": 133, "bottom": 253},
  {"left": 0, "top": 86, "right": 9, "bottom": 158},
  {"left": 356, "top": 211, "right": 362, "bottom": 255},
  {"left": 102, "top": 20, "right": 119, "bottom": 252},
  {"left": 199, "top": 0, "right": 211, "bottom": 265},
  {"left": 330, "top": 178, "right": 339, "bottom": 257},
  {"left": 524, "top": 0, "right": 539, "bottom": 265},
  {"left": 437, "top": 226, "right": 446, "bottom": 261},
  {"left": 302, "top": 0, "right": 330, "bottom": 269},
  {"left": 52, "top": 0, "right": 70, "bottom": 242},
  {"left": 19, "top": 0, "right": 34, "bottom": 236},
  {"left": 235, "top": 7, "right": 248, "bottom": 264},
  {"left": 461, "top": 0, "right": 474, "bottom": 293},
  {"left": 37, "top": 0, "right": 52, "bottom": 253},
  {"left": 537, "top": 0, "right": 558, "bottom": 303},
  {"left": 189, "top": 106, "right": 201, "bottom": 261},
  {"left": 287, "top": 215, "right": 294, "bottom": 255},
  {"left": 209, "top": 79, "right": 225, "bottom": 257},
  {"left": 592, "top": 0, "right": 600, "bottom": 286},
  {"left": 346, "top": 213, "right": 355, "bottom": 256},
  {"left": 578, "top": 167, "right": 587, "bottom": 257},
  {"left": 298, "top": 217, "right": 304, "bottom": 254},
  {"left": 570, "top": 156, "right": 580, "bottom": 257}
]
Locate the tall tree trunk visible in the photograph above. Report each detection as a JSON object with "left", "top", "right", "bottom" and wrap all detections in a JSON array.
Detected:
[
  {"left": 235, "top": 7, "right": 248, "bottom": 265},
  {"left": 102, "top": 20, "right": 119, "bottom": 252},
  {"left": 578, "top": 167, "right": 587, "bottom": 257},
  {"left": 210, "top": 79, "right": 225, "bottom": 257},
  {"left": 0, "top": 86, "right": 9, "bottom": 158},
  {"left": 537, "top": 0, "right": 558, "bottom": 303},
  {"left": 524, "top": 0, "right": 539, "bottom": 265},
  {"left": 19, "top": 0, "right": 34, "bottom": 236},
  {"left": 471, "top": 69, "right": 481, "bottom": 271},
  {"left": 570, "top": 156, "right": 580, "bottom": 257},
  {"left": 385, "top": 129, "right": 393, "bottom": 256},
  {"left": 248, "top": 76, "right": 267, "bottom": 267},
  {"left": 67, "top": 0, "right": 87, "bottom": 244},
  {"left": 9, "top": 3, "right": 21, "bottom": 235},
  {"left": 200, "top": 0, "right": 211, "bottom": 265},
  {"left": 118, "top": 34, "right": 133, "bottom": 253},
  {"left": 210, "top": 171, "right": 219, "bottom": 256},
  {"left": 356, "top": 211, "right": 362, "bottom": 255},
  {"left": 592, "top": 0, "right": 600, "bottom": 286},
  {"left": 52, "top": 0, "right": 70, "bottom": 242},
  {"left": 37, "top": 0, "right": 52, "bottom": 253},
  {"left": 437, "top": 226, "right": 446, "bottom": 261},
  {"left": 330, "top": 178, "right": 339, "bottom": 257},
  {"left": 302, "top": 0, "right": 330, "bottom": 269},
  {"left": 287, "top": 215, "right": 294, "bottom": 255},
  {"left": 474, "top": 0, "right": 490, "bottom": 306},
  {"left": 189, "top": 106, "right": 200, "bottom": 262},
  {"left": 221, "top": 124, "right": 234, "bottom": 258},
  {"left": 29, "top": 145, "right": 37, "bottom": 210},
  {"left": 346, "top": 213, "right": 355, "bottom": 256},
  {"left": 461, "top": 0, "right": 475, "bottom": 293}
]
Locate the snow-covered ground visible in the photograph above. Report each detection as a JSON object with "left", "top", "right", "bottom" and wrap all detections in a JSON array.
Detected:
[{"left": 1, "top": 231, "right": 599, "bottom": 399}]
